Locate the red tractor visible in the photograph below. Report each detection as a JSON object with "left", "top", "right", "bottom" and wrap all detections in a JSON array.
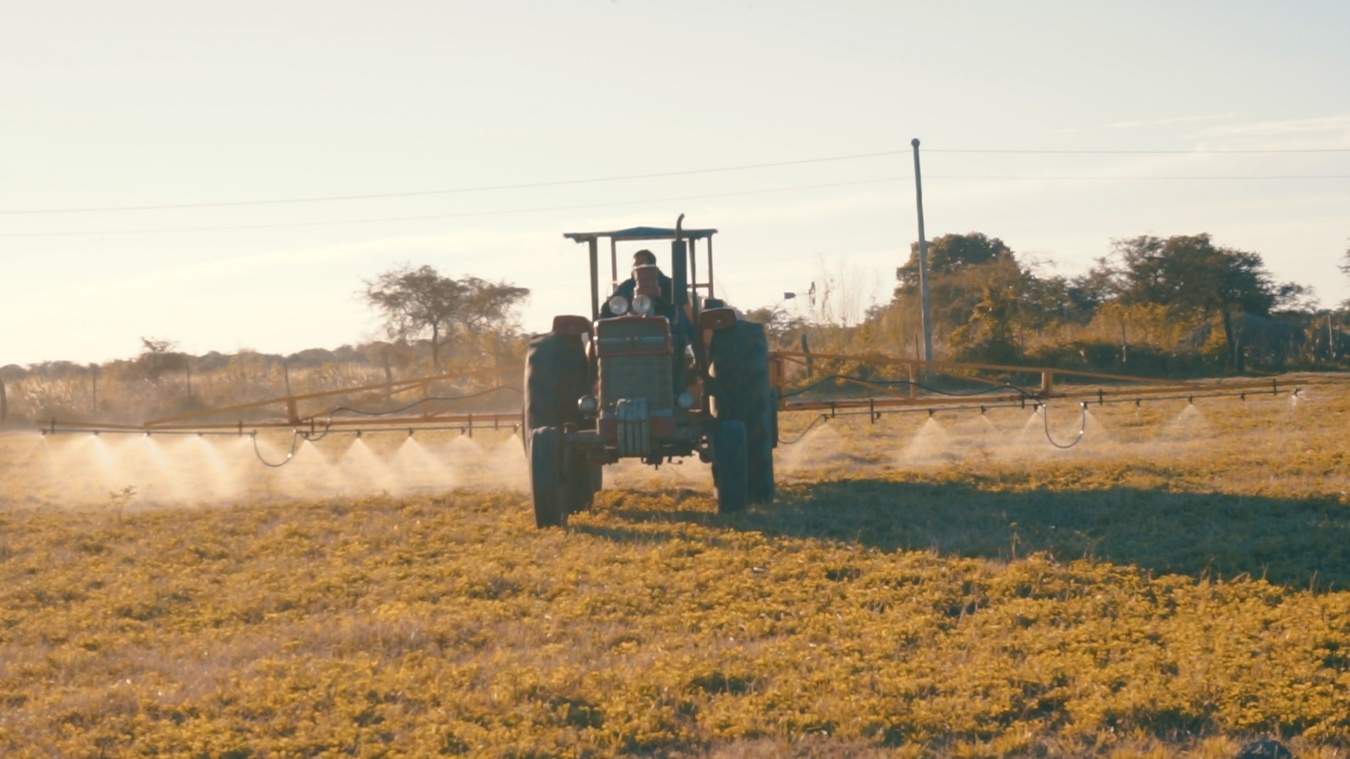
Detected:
[{"left": 523, "top": 216, "right": 777, "bottom": 527}]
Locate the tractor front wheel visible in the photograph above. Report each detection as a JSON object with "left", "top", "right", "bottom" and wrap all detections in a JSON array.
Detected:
[
  {"left": 564, "top": 448, "right": 596, "bottom": 513},
  {"left": 523, "top": 330, "right": 589, "bottom": 525},
  {"left": 530, "top": 426, "right": 566, "bottom": 528}
]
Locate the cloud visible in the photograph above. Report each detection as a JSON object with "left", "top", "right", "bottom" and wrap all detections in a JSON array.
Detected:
[
  {"left": 1187, "top": 114, "right": 1350, "bottom": 153},
  {"left": 1192, "top": 113, "right": 1350, "bottom": 140},
  {"left": 1050, "top": 113, "right": 1237, "bottom": 134}
]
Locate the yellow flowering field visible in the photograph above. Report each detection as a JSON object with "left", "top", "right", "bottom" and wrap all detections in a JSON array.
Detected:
[{"left": 1, "top": 376, "right": 1348, "bottom": 757}]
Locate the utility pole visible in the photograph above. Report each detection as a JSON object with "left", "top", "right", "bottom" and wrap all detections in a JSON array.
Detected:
[{"left": 911, "top": 138, "right": 934, "bottom": 362}]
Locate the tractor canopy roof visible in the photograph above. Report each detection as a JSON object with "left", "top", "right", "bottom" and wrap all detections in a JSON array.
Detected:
[{"left": 563, "top": 226, "right": 717, "bottom": 243}]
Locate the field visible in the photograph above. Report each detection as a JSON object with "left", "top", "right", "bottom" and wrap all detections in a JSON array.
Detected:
[{"left": 1, "top": 376, "right": 1349, "bottom": 757}]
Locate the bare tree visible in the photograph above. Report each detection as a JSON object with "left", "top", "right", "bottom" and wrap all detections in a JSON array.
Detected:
[
  {"left": 363, "top": 264, "right": 529, "bottom": 371},
  {"left": 137, "top": 337, "right": 187, "bottom": 386}
]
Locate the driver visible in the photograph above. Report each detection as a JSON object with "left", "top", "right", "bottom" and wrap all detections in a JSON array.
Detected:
[{"left": 601, "top": 249, "right": 673, "bottom": 316}]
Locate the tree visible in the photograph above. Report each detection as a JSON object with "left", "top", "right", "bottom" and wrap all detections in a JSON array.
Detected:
[
  {"left": 1093, "top": 234, "right": 1300, "bottom": 370},
  {"left": 894, "top": 233, "right": 1025, "bottom": 335},
  {"left": 137, "top": 337, "right": 187, "bottom": 386},
  {"left": 946, "top": 281, "right": 1022, "bottom": 364},
  {"left": 895, "top": 232, "right": 1015, "bottom": 289},
  {"left": 452, "top": 275, "right": 533, "bottom": 341},
  {"left": 744, "top": 305, "right": 807, "bottom": 347},
  {"left": 363, "top": 264, "right": 529, "bottom": 371},
  {"left": 891, "top": 247, "right": 1078, "bottom": 364}
]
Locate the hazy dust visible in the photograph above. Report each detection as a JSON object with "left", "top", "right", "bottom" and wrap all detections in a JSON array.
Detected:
[
  {"left": 2, "top": 429, "right": 530, "bottom": 511},
  {"left": 0, "top": 389, "right": 1330, "bottom": 511}
]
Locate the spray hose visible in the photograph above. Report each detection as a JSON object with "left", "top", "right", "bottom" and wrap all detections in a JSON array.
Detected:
[
  {"left": 1039, "top": 402, "right": 1088, "bottom": 449},
  {"left": 776, "top": 414, "right": 831, "bottom": 445},
  {"left": 250, "top": 430, "right": 303, "bottom": 468}
]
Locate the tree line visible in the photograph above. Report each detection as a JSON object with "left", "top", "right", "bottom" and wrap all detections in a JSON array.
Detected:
[
  {"left": 758, "top": 233, "right": 1348, "bottom": 376},
  {"left": 1, "top": 264, "right": 530, "bottom": 425},
  {"left": 4, "top": 243, "right": 1348, "bottom": 425}
]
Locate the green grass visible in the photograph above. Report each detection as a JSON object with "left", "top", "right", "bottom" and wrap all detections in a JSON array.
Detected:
[{"left": 1, "top": 377, "right": 1348, "bottom": 757}]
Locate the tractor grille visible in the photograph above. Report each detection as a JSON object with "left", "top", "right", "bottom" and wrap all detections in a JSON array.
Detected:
[
  {"left": 597, "top": 318, "right": 673, "bottom": 413},
  {"left": 600, "top": 353, "right": 673, "bottom": 412}
]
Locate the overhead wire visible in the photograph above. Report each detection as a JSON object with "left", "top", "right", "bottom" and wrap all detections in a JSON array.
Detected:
[
  {"left": 5, "top": 172, "right": 1347, "bottom": 238},
  {"left": 0, "top": 177, "right": 913, "bottom": 238},
  {"left": 926, "top": 148, "right": 1350, "bottom": 154},
  {"left": 0, "top": 150, "right": 916, "bottom": 215},
  {"left": 4, "top": 145, "right": 1347, "bottom": 216}
]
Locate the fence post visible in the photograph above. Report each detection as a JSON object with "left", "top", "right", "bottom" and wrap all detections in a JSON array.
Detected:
[
  {"left": 0, "top": 375, "right": 6, "bottom": 426},
  {"left": 1330, "top": 314, "right": 1336, "bottom": 362}
]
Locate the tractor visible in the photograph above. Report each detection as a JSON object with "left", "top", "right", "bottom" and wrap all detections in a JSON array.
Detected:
[{"left": 523, "top": 216, "right": 777, "bottom": 527}]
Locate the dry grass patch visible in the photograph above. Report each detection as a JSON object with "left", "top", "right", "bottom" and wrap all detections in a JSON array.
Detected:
[{"left": 0, "top": 376, "right": 1347, "bottom": 756}]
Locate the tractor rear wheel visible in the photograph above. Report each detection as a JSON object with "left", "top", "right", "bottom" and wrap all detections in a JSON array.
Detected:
[
  {"left": 713, "top": 420, "right": 748, "bottom": 514},
  {"left": 709, "top": 320, "right": 776, "bottom": 504},
  {"left": 530, "top": 426, "right": 566, "bottom": 528}
]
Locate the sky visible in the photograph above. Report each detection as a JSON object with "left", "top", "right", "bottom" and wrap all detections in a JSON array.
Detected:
[{"left": 3, "top": 0, "right": 1348, "bottom": 367}]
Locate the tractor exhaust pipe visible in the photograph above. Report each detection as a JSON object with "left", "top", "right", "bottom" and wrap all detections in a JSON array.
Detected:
[
  {"left": 671, "top": 213, "right": 688, "bottom": 307},
  {"left": 670, "top": 214, "right": 690, "bottom": 397}
]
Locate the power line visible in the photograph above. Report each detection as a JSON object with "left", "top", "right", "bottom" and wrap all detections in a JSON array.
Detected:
[
  {"left": 4, "top": 172, "right": 1347, "bottom": 239},
  {"left": 0, "top": 150, "right": 913, "bottom": 216},
  {"left": 0, "top": 177, "right": 913, "bottom": 238},
  {"left": 4, "top": 146, "right": 1348, "bottom": 216},
  {"left": 941, "top": 174, "right": 1350, "bottom": 180},
  {"left": 928, "top": 148, "right": 1350, "bottom": 154}
]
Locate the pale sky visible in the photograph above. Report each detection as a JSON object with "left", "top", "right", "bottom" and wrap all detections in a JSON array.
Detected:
[{"left": 3, "top": 1, "right": 1348, "bottom": 367}]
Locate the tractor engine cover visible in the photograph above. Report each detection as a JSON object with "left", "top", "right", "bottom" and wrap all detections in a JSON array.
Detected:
[{"left": 595, "top": 316, "right": 676, "bottom": 450}]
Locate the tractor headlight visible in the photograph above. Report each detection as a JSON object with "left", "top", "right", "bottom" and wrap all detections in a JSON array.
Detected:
[
  {"left": 632, "top": 293, "right": 655, "bottom": 316},
  {"left": 577, "top": 394, "right": 598, "bottom": 414},
  {"left": 677, "top": 391, "right": 695, "bottom": 410},
  {"left": 607, "top": 295, "right": 629, "bottom": 316}
]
